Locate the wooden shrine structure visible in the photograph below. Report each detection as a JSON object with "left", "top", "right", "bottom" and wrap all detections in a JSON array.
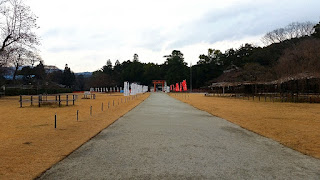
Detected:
[{"left": 152, "top": 80, "right": 166, "bottom": 92}]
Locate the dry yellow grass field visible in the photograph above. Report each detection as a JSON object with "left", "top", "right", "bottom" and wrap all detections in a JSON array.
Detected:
[
  {"left": 0, "top": 92, "right": 150, "bottom": 180},
  {"left": 170, "top": 93, "right": 320, "bottom": 159}
]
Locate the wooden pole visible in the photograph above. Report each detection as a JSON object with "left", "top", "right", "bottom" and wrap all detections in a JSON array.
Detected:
[
  {"left": 66, "top": 95, "right": 69, "bottom": 106},
  {"left": 31, "top": 96, "right": 33, "bottom": 106},
  {"left": 20, "top": 95, "right": 22, "bottom": 108},
  {"left": 73, "top": 95, "right": 75, "bottom": 105},
  {"left": 54, "top": 113, "right": 57, "bottom": 129},
  {"left": 59, "top": 95, "right": 61, "bottom": 107},
  {"left": 38, "top": 95, "right": 41, "bottom": 107}
]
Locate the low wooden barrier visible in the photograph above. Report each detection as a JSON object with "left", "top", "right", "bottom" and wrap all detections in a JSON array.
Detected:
[
  {"left": 19, "top": 94, "right": 78, "bottom": 107},
  {"left": 204, "top": 93, "right": 320, "bottom": 103}
]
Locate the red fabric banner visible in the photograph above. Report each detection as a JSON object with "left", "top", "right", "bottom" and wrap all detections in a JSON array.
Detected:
[{"left": 183, "top": 80, "right": 187, "bottom": 91}]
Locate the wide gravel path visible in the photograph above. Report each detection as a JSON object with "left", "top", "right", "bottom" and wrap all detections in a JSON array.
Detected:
[{"left": 39, "top": 93, "right": 320, "bottom": 179}]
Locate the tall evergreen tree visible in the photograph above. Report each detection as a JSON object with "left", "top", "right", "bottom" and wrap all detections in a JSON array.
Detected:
[
  {"left": 34, "top": 61, "right": 46, "bottom": 81},
  {"left": 61, "top": 64, "right": 75, "bottom": 88},
  {"left": 164, "top": 50, "right": 189, "bottom": 85}
]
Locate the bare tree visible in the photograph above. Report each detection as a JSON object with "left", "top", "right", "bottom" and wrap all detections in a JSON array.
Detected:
[
  {"left": 275, "top": 38, "right": 320, "bottom": 78},
  {"left": 6, "top": 45, "right": 36, "bottom": 80},
  {"left": 0, "top": 0, "right": 39, "bottom": 60},
  {"left": 262, "top": 22, "right": 315, "bottom": 45}
]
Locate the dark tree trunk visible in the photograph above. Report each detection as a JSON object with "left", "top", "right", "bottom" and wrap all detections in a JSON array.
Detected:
[{"left": 13, "top": 63, "right": 19, "bottom": 82}]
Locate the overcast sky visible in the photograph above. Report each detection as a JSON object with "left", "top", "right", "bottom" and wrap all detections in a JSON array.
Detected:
[{"left": 28, "top": 0, "right": 320, "bottom": 72}]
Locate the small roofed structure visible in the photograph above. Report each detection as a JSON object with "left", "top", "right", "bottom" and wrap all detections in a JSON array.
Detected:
[{"left": 209, "top": 72, "right": 320, "bottom": 95}]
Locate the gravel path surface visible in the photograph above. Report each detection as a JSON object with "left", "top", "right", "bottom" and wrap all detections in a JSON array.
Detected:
[{"left": 38, "top": 93, "right": 320, "bottom": 179}]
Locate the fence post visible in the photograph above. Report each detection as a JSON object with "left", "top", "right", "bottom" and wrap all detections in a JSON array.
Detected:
[
  {"left": 77, "top": 110, "right": 79, "bottom": 121},
  {"left": 108, "top": 101, "right": 110, "bottom": 108},
  {"left": 20, "top": 95, "right": 22, "bottom": 108},
  {"left": 31, "top": 96, "right": 33, "bottom": 106},
  {"left": 102, "top": 102, "right": 103, "bottom": 111},
  {"left": 59, "top": 95, "right": 61, "bottom": 107},
  {"left": 73, "top": 95, "right": 75, "bottom": 105},
  {"left": 90, "top": 106, "right": 92, "bottom": 116},
  {"left": 38, "top": 95, "right": 41, "bottom": 107},
  {"left": 54, "top": 113, "right": 57, "bottom": 129},
  {"left": 66, "top": 95, "right": 69, "bottom": 106}
]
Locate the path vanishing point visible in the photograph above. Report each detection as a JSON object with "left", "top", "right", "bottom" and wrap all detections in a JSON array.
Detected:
[{"left": 39, "top": 93, "right": 320, "bottom": 179}]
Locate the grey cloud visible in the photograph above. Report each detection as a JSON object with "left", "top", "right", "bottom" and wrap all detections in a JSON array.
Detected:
[
  {"left": 167, "top": 0, "right": 320, "bottom": 49},
  {"left": 46, "top": 29, "right": 126, "bottom": 53},
  {"left": 136, "top": 28, "right": 169, "bottom": 51}
]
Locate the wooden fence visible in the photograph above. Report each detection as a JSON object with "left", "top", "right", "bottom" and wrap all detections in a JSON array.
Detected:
[
  {"left": 204, "top": 93, "right": 320, "bottom": 103},
  {"left": 19, "top": 94, "right": 78, "bottom": 107}
]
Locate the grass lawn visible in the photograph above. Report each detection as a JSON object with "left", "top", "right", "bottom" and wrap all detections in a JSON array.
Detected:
[
  {"left": 0, "top": 92, "right": 149, "bottom": 180},
  {"left": 170, "top": 93, "right": 320, "bottom": 159}
]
